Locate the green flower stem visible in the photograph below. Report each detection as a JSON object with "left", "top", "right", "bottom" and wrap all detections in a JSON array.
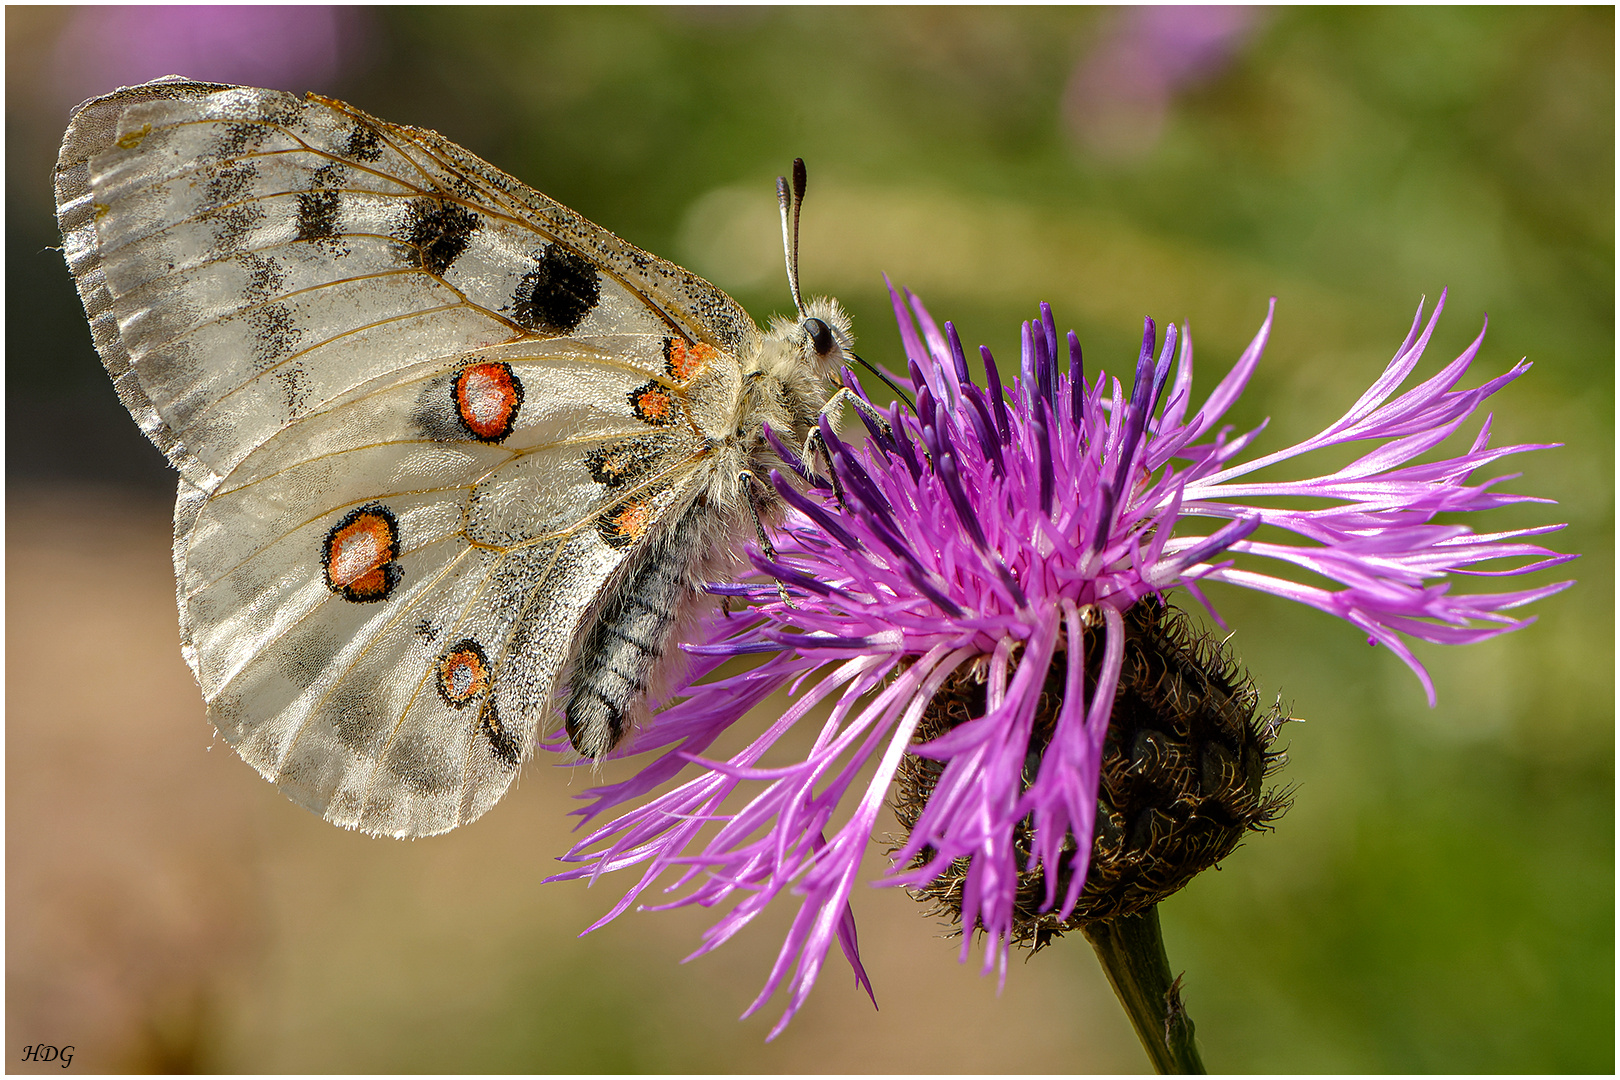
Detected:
[{"left": 1082, "top": 905, "right": 1206, "bottom": 1074}]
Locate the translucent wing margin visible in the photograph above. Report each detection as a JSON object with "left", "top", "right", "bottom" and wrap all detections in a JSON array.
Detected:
[{"left": 56, "top": 77, "right": 235, "bottom": 489}]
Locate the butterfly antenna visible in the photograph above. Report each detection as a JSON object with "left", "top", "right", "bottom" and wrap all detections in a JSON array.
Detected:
[{"left": 776, "top": 159, "right": 807, "bottom": 317}]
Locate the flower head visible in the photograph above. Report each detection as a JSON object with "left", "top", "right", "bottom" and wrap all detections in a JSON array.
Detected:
[{"left": 551, "top": 288, "right": 1572, "bottom": 1037}]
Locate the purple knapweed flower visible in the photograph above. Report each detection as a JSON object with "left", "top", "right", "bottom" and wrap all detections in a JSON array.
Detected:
[{"left": 551, "top": 288, "right": 1572, "bottom": 1037}]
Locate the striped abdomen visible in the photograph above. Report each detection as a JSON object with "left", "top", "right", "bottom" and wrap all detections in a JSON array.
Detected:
[{"left": 564, "top": 508, "right": 704, "bottom": 759}]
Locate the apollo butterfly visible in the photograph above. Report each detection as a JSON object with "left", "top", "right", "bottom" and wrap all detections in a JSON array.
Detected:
[{"left": 55, "top": 77, "right": 872, "bottom": 838}]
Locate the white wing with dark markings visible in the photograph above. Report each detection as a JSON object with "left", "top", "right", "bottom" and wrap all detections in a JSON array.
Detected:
[{"left": 55, "top": 78, "right": 757, "bottom": 836}]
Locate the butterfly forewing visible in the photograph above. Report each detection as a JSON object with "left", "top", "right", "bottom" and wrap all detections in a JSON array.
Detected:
[{"left": 57, "top": 78, "right": 756, "bottom": 837}]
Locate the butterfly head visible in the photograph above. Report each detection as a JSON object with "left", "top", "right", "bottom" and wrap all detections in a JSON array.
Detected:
[
  {"left": 713, "top": 162, "right": 859, "bottom": 514},
  {"left": 765, "top": 295, "right": 855, "bottom": 382}
]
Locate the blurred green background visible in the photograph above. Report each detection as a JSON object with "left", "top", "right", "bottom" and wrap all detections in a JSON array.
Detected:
[{"left": 7, "top": 6, "right": 1611, "bottom": 1072}]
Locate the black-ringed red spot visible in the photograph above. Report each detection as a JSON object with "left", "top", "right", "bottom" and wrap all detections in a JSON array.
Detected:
[
  {"left": 322, "top": 503, "right": 402, "bottom": 603},
  {"left": 479, "top": 698, "right": 520, "bottom": 768},
  {"left": 453, "top": 362, "right": 523, "bottom": 442},
  {"left": 663, "top": 338, "right": 719, "bottom": 384},
  {"left": 436, "top": 639, "right": 491, "bottom": 708},
  {"left": 595, "top": 498, "right": 655, "bottom": 550},
  {"left": 628, "top": 380, "right": 678, "bottom": 427}
]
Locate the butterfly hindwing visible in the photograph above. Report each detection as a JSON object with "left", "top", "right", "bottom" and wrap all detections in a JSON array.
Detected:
[
  {"left": 56, "top": 78, "right": 754, "bottom": 836},
  {"left": 178, "top": 338, "right": 709, "bottom": 830}
]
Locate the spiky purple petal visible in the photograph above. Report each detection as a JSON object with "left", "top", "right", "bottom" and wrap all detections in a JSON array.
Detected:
[{"left": 550, "top": 287, "right": 1571, "bottom": 1038}]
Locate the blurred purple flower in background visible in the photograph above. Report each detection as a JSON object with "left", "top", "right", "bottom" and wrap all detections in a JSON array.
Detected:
[
  {"left": 552, "top": 288, "right": 1573, "bottom": 1037},
  {"left": 48, "top": 5, "right": 371, "bottom": 111},
  {"left": 1065, "top": 5, "right": 1260, "bottom": 161}
]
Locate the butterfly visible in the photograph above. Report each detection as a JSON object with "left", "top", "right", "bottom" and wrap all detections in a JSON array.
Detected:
[{"left": 54, "top": 77, "right": 875, "bottom": 838}]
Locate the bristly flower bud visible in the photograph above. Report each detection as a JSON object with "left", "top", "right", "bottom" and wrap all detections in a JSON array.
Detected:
[{"left": 894, "top": 597, "right": 1291, "bottom": 947}]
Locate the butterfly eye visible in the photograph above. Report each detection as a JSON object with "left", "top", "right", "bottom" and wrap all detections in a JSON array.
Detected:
[{"left": 804, "top": 317, "right": 834, "bottom": 357}]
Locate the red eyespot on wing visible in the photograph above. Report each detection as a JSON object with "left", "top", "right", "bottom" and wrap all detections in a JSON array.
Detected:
[
  {"left": 595, "top": 498, "right": 654, "bottom": 550},
  {"left": 436, "top": 639, "right": 492, "bottom": 707},
  {"left": 628, "top": 380, "right": 679, "bottom": 426},
  {"left": 322, "top": 503, "right": 402, "bottom": 602},
  {"left": 454, "top": 362, "right": 523, "bottom": 442},
  {"left": 663, "top": 338, "right": 719, "bottom": 384}
]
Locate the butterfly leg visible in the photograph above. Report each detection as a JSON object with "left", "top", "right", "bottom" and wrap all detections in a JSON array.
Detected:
[
  {"left": 740, "top": 470, "right": 794, "bottom": 605},
  {"left": 801, "top": 387, "right": 896, "bottom": 510}
]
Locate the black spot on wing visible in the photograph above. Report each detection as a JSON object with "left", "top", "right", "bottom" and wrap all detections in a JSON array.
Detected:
[
  {"left": 247, "top": 303, "right": 303, "bottom": 369},
  {"left": 346, "top": 121, "right": 385, "bottom": 162},
  {"left": 205, "top": 160, "right": 258, "bottom": 208},
  {"left": 277, "top": 363, "right": 310, "bottom": 416},
  {"left": 212, "top": 121, "right": 267, "bottom": 159},
  {"left": 296, "top": 185, "right": 350, "bottom": 257},
  {"left": 245, "top": 304, "right": 303, "bottom": 373},
  {"left": 584, "top": 434, "right": 680, "bottom": 489},
  {"left": 327, "top": 682, "right": 386, "bottom": 752},
  {"left": 257, "top": 94, "right": 304, "bottom": 126},
  {"left": 511, "top": 244, "right": 600, "bottom": 335},
  {"left": 479, "top": 699, "right": 520, "bottom": 769},
  {"left": 398, "top": 198, "right": 482, "bottom": 277},
  {"left": 238, "top": 252, "right": 285, "bottom": 303},
  {"left": 209, "top": 201, "right": 264, "bottom": 255},
  {"left": 310, "top": 160, "right": 348, "bottom": 188},
  {"left": 296, "top": 189, "right": 341, "bottom": 241},
  {"left": 201, "top": 160, "right": 264, "bottom": 254},
  {"left": 441, "top": 170, "right": 480, "bottom": 201}
]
